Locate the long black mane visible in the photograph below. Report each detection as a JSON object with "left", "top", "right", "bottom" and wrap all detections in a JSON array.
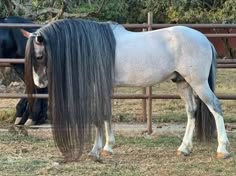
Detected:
[{"left": 25, "top": 19, "right": 116, "bottom": 160}]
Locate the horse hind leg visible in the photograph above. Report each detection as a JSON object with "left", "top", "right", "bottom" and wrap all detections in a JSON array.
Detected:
[
  {"left": 176, "top": 81, "right": 197, "bottom": 156},
  {"left": 191, "top": 81, "right": 230, "bottom": 158}
]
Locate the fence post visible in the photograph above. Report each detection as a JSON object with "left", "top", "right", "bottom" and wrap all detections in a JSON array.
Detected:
[
  {"left": 147, "top": 12, "right": 153, "bottom": 134},
  {"left": 141, "top": 25, "right": 147, "bottom": 122}
]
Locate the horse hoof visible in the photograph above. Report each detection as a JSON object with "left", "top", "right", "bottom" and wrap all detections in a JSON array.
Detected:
[
  {"left": 177, "top": 150, "right": 190, "bottom": 156},
  {"left": 88, "top": 152, "right": 103, "bottom": 162},
  {"left": 101, "top": 150, "right": 113, "bottom": 157},
  {"left": 88, "top": 154, "right": 103, "bottom": 163},
  {"left": 217, "top": 152, "right": 230, "bottom": 159},
  {"left": 14, "top": 117, "right": 22, "bottom": 125}
]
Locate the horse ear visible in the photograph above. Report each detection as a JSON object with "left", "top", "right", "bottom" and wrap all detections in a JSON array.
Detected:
[{"left": 20, "top": 29, "right": 31, "bottom": 38}]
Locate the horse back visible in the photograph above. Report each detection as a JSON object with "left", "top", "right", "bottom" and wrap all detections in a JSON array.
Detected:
[{"left": 113, "top": 25, "right": 213, "bottom": 86}]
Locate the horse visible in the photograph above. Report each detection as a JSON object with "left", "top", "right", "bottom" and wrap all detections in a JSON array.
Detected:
[
  {"left": 0, "top": 16, "right": 48, "bottom": 125},
  {"left": 22, "top": 19, "right": 230, "bottom": 161}
]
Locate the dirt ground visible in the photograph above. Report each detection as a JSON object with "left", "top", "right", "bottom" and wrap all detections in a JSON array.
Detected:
[
  {"left": 0, "top": 123, "right": 235, "bottom": 176},
  {"left": 0, "top": 99, "right": 236, "bottom": 176},
  {"left": 0, "top": 78, "right": 236, "bottom": 175},
  {"left": 0, "top": 122, "right": 186, "bottom": 139}
]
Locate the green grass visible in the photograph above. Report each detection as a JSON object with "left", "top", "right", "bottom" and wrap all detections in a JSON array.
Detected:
[
  {"left": 0, "top": 109, "right": 15, "bottom": 122},
  {"left": 0, "top": 131, "right": 235, "bottom": 176},
  {"left": 0, "top": 131, "right": 47, "bottom": 144},
  {"left": 116, "top": 135, "right": 181, "bottom": 147}
]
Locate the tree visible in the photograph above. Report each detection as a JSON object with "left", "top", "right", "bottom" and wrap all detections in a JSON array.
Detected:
[{"left": 1, "top": 0, "right": 106, "bottom": 22}]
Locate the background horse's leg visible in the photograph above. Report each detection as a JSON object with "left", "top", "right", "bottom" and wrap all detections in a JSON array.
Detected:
[
  {"left": 192, "top": 81, "right": 229, "bottom": 158},
  {"left": 176, "top": 81, "right": 197, "bottom": 156},
  {"left": 14, "top": 88, "right": 48, "bottom": 126},
  {"left": 88, "top": 125, "right": 103, "bottom": 160},
  {"left": 21, "top": 88, "right": 48, "bottom": 126},
  {"left": 25, "top": 87, "right": 48, "bottom": 125},
  {"left": 102, "top": 120, "right": 115, "bottom": 155},
  {"left": 24, "top": 100, "right": 40, "bottom": 126},
  {"left": 14, "top": 98, "right": 28, "bottom": 125}
]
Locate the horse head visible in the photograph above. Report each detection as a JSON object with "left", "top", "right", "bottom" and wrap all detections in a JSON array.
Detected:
[
  {"left": 0, "top": 28, "right": 15, "bottom": 58},
  {"left": 21, "top": 29, "right": 48, "bottom": 88}
]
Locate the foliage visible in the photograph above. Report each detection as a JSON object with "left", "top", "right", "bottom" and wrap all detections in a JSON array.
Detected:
[
  {"left": 0, "top": 0, "right": 235, "bottom": 24},
  {"left": 98, "top": 0, "right": 129, "bottom": 22},
  {"left": 98, "top": 0, "right": 236, "bottom": 24}
]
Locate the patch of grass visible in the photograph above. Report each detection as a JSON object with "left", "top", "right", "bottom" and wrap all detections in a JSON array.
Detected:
[
  {"left": 222, "top": 100, "right": 236, "bottom": 123},
  {"left": 0, "top": 108, "right": 15, "bottom": 123},
  {"left": 0, "top": 157, "right": 48, "bottom": 176},
  {"left": 0, "top": 132, "right": 46, "bottom": 144},
  {"left": 224, "top": 115, "right": 236, "bottom": 123},
  {"left": 155, "top": 112, "right": 186, "bottom": 123},
  {"left": 216, "top": 69, "right": 236, "bottom": 94},
  {"left": 48, "top": 164, "right": 144, "bottom": 176},
  {"left": 116, "top": 135, "right": 181, "bottom": 148},
  {"left": 0, "top": 131, "right": 235, "bottom": 176}
]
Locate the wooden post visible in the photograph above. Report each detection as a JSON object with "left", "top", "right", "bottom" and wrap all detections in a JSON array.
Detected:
[
  {"left": 141, "top": 25, "right": 147, "bottom": 122},
  {"left": 148, "top": 12, "right": 153, "bottom": 31},
  {"left": 146, "top": 86, "right": 152, "bottom": 134},
  {"left": 147, "top": 12, "right": 153, "bottom": 134}
]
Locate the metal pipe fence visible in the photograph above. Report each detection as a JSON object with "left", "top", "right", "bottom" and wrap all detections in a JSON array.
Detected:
[{"left": 1, "top": 12, "right": 236, "bottom": 133}]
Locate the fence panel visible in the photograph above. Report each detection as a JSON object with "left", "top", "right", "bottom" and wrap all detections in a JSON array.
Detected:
[{"left": 1, "top": 12, "right": 236, "bottom": 133}]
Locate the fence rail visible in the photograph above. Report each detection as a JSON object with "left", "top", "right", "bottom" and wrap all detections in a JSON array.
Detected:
[
  {"left": 1, "top": 12, "right": 236, "bottom": 133},
  {"left": 1, "top": 23, "right": 236, "bottom": 29},
  {"left": 1, "top": 93, "right": 236, "bottom": 100},
  {"left": 1, "top": 58, "right": 236, "bottom": 68}
]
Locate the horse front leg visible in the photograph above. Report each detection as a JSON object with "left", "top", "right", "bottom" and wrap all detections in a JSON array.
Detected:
[
  {"left": 176, "top": 81, "right": 196, "bottom": 156},
  {"left": 14, "top": 98, "right": 28, "bottom": 125},
  {"left": 102, "top": 120, "right": 115, "bottom": 155},
  {"left": 88, "top": 125, "right": 103, "bottom": 161},
  {"left": 89, "top": 120, "right": 115, "bottom": 160}
]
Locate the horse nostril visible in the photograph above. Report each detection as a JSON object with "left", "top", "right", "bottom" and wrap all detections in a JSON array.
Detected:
[
  {"left": 36, "top": 56, "right": 43, "bottom": 60},
  {"left": 39, "top": 79, "right": 45, "bottom": 85}
]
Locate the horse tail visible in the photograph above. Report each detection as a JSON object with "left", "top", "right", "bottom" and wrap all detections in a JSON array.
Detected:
[{"left": 195, "top": 44, "right": 216, "bottom": 142}]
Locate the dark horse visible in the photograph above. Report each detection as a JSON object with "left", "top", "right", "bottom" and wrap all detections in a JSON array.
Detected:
[
  {"left": 0, "top": 16, "right": 48, "bottom": 125},
  {"left": 23, "top": 19, "right": 229, "bottom": 161}
]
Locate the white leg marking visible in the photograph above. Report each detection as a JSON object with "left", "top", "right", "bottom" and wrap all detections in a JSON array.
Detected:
[
  {"left": 89, "top": 126, "right": 103, "bottom": 159},
  {"left": 208, "top": 107, "right": 229, "bottom": 156},
  {"left": 176, "top": 82, "right": 196, "bottom": 155},
  {"left": 103, "top": 121, "right": 115, "bottom": 154},
  {"left": 14, "top": 117, "right": 22, "bottom": 125},
  {"left": 178, "top": 117, "right": 195, "bottom": 155},
  {"left": 24, "top": 118, "right": 34, "bottom": 126},
  {"left": 193, "top": 82, "right": 230, "bottom": 158}
]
